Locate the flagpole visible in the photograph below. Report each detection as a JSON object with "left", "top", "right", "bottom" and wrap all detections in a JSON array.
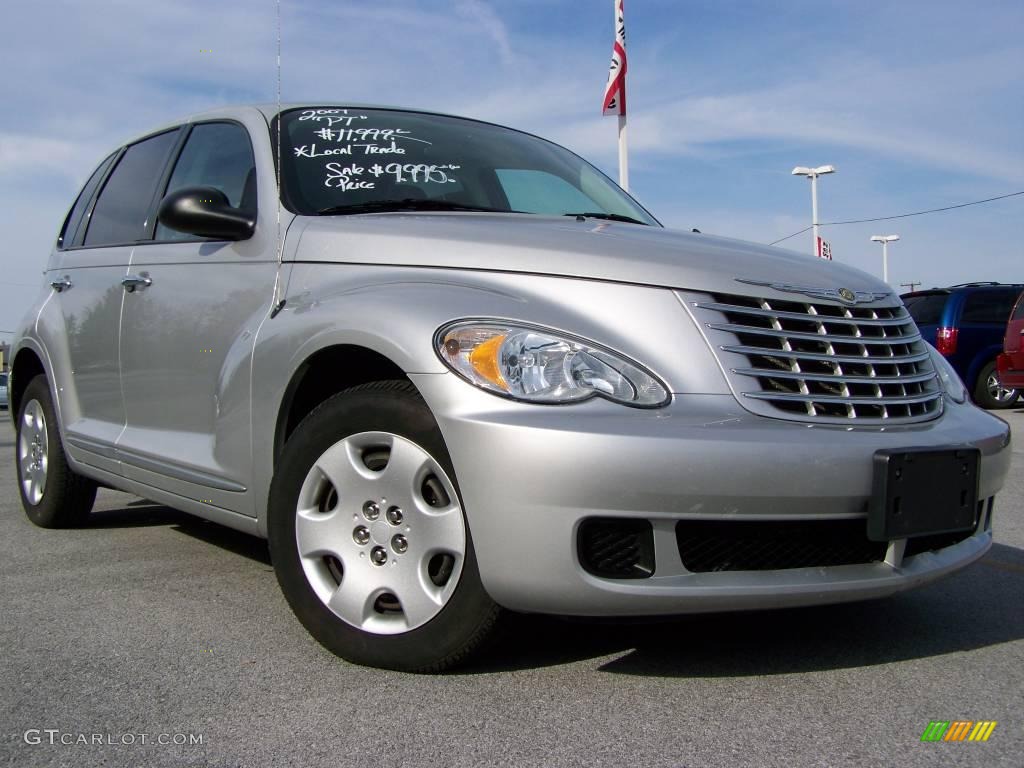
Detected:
[
  {"left": 604, "top": 0, "right": 629, "bottom": 191},
  {"left": 618, "top": 113, "right": 629, "bottom": 191}
]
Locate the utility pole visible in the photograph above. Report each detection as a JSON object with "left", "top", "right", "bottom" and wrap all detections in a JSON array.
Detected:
[{"left": 900, "top": 281, "right": 921, "bottom": 293}]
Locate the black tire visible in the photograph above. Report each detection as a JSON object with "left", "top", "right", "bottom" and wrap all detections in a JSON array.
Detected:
[
  {"left": 973, "top": 360, "right": 1020, "bottom": 409},
  {"left": 16, "top": 375, "right": 97, "bottom": 528},
  {"left": 268, "top": 380, "right": 502, "bottom": 672}
]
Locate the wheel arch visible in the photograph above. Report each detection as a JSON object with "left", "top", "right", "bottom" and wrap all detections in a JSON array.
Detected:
[
  {"left": 9, "top": 345, "right": 48, "bottom": 418},
  {"left": 967, "top": 345, "right": 1006, "bottom": 391},
  {"left": 273, "top": 344, "right": 416, "bottom": 466}
]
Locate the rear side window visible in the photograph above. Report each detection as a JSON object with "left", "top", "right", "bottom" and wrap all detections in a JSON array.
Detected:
[
  {"left": 961, "top": 290, "right": 1020, "bottom": 324},
  {"left": 155, "top": 122, "right": 256, "bottom": 241},
  {"left": 903, "top": 294, "right": 947, "bottom": 325},
  {"left": 58, "top": 152, "right": 118, "bottom": 249},
  {"left": 84, "top": 130, "right": 179, "bottom": 247}
]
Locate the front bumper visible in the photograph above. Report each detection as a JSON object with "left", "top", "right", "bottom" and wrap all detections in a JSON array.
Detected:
[{"left": 412, "top": 374, "right": 1012, "bottom": 615}]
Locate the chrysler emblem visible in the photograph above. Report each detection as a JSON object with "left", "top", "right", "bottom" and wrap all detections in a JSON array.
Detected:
[{"left": 736, "top": 279, "right": 891, "bottom": 305}]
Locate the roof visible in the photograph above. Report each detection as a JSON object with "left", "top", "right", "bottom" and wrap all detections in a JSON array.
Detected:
[{"left": 102, "top": 103, "right": 502, "bottom": 159}]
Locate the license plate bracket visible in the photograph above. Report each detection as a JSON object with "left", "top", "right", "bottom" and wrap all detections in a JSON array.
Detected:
[{"left": 868, "top": 447, "right": 980, "bottom": 542}]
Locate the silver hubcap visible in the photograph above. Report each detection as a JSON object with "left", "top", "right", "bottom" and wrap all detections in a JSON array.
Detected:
[
  {"left": 987, "top": 372, "right": 1017, "bottom": 404},
  {"left": 18, "top": 399, "right": 49, "bottom": 505},
  {"left": 295, "top": 431, "right": 466, "bottom": 635}
]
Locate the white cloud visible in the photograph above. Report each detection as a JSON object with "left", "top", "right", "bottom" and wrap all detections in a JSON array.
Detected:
[
  {"left": 0, "top": 134, "right": 81, "bottom": 177},
  {"left": 549, "top": 48, "right": 1024, "bottom": 184},
  {"left": 456, "top": 0, "right": 514, "bottom": 68}
]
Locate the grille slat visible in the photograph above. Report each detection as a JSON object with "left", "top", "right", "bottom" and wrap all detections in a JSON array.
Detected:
[
  {"left": 691, "top": 292, "right": 943, "bottom": 425},
  {"left": 697, "top": 302, "right": 914, "bottom": 327},
  {"left": 708, "top": 322, "right": 921, "bottom": 346},
  {"left": 744, "top": 391, "right": 939, "bottom": 406},
  {"left": 732, "top": 368, "right": 936, "bottom": 385},
  {"left": 720, "top": 344, "right": 931, "bottom": 365}
]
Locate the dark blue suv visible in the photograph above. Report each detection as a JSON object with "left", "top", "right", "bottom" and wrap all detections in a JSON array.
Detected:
[{"left": 902, "top": 283, "right": 1024, "bottom": 409}]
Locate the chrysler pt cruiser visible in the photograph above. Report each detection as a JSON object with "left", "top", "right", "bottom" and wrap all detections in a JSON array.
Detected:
[{"left": 10, "top": 105, "right": 1011, "bottom": 671}]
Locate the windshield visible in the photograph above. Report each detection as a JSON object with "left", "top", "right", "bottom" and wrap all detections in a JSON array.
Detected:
[{"left": 276, "top": 107, "right": 659, "bottom": 225}]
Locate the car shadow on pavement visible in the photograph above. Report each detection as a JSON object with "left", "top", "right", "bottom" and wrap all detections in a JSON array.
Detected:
[
  {"left": 462, "top": 543, "right": 1024, "bottom": 677},
  {"left": 170, "top": 517, "right": 272, "bottom": 566},
  {"left": 88, "top": 503, "right": 191, "bottom": 528},
  {"left": 86, "top": 502, "right": 273, "bottom": 565}
]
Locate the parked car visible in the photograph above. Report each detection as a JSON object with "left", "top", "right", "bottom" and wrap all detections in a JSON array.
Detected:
[
  {"left": 0, "top": 373, "right": 7, "bottom": 409},
  {"left": 902, "top": 283, "right": 1024, "bottom": 409},
  {"left": 996, "top": 291, "right": 1024, "bottom": 391},
  {"left": 9, "top": 105, "right": 1011, "bottom": 671}
]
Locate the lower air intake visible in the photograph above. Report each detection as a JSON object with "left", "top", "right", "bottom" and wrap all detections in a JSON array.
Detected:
[
  {"left": 578, "top": 518, "right": 655, "bottom": 579},
  {"left": 676, "top": 519, "right": 888, "bottom": 572}
]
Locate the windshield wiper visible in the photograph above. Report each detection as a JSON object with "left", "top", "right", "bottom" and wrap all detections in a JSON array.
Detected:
[
  {"left": 564, "top": 212, "right": 649, "bottom": 225},
  {"left": 317, "top": 199, "right": 512, "bottom": 216}
]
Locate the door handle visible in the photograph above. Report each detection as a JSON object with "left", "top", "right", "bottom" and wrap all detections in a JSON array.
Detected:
[
  {"left": 121, "top": 274, "right": 152, "bottom": 293},
  {"left": 49, "top": 276, "right": 72, "bottom": 292}
]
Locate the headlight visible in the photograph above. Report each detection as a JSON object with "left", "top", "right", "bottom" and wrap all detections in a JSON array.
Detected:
[
  {"left": 928, "top": 344, "right": 967, "bottom": 403},
  {"left": 435, "top": 321, "right": 670, "bottom": 407}
]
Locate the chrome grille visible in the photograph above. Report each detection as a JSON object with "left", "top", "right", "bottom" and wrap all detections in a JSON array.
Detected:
[{"left": 687, "top": 291, "right": 943, "bottom": 424}]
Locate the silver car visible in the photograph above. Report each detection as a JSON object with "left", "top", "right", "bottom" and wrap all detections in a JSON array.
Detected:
[{"left": 10, "top": 105, "right": 1011, "bottom": 671}]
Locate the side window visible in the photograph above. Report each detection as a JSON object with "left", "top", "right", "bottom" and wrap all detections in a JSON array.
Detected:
[
  {"left": 58, "top": 152, "right": 118, "bottom": 249},
  {"left": 155, "top": 122, "right": 256, "bottom": 242},
  {"left": 84, "top": 130, "right": 179, "bottom": 247},
  {"left": 495, "top": 169, "right": 597, "bottom": 214},
  {"left": 961, "top": 290, "right": 1019, "bottom": 323}
]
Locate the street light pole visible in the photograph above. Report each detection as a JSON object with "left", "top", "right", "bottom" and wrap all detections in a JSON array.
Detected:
[
  {"left": 811, "top": 174, "right": 819, "bottom": 257},
  {"left": 792, "top": 165, "right": 835, "bottom": 258},
  {"left": 870, "top": 235, "right": 900, "bottom": 284}
]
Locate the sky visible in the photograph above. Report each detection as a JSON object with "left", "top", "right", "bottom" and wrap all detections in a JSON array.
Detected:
[{"left": 1, "top": 0, "right": 1022, "bottom": 338}]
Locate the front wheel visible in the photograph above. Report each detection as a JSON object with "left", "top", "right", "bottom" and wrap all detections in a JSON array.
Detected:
[
  {"left": 267, "top": 381, "right": 501, "bottom": 672},
  {"left": 973, "top": 360, "right": 1019, "bottom": 409},
  {"left": 16, "top": 375, "right": 97, "bottom": 527}
]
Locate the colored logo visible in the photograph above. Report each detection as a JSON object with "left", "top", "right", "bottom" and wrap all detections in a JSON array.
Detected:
[{"left": 920, "top": 721, "right": 997, "bottom": 742}]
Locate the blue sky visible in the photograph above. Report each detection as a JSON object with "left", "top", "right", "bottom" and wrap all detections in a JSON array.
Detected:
[{"left": 1, "top": 0, "right": 1022, "bottom": 337}]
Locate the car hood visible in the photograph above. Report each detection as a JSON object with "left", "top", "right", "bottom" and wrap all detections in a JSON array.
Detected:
[{"left": 292, "top": 213, "right": 895, "bottom": 299}]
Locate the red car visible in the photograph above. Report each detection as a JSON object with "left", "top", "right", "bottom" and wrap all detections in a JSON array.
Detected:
[{"left": 997, "top": 292, "right": 1024, "bottom": 390}]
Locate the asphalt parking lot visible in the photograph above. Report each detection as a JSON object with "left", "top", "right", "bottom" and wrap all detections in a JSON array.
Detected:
[{"left": 0, "top": 410, "right": 1021, "bottom": 768}]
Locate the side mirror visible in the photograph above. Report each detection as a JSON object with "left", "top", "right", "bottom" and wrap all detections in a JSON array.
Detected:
[{"left": 157, "top": 186, "right": 255, "bottom": 241}]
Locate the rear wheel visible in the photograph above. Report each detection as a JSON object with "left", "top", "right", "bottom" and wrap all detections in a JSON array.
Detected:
[
  {"left": 16, "top": 375, "right": 97, "bottom": 527},
  {"left": 268, "top": 381, "right": 501, "bottom": 671},
  {"left": 974, "top": 360, "right": 1019, "bottom": 409}
]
